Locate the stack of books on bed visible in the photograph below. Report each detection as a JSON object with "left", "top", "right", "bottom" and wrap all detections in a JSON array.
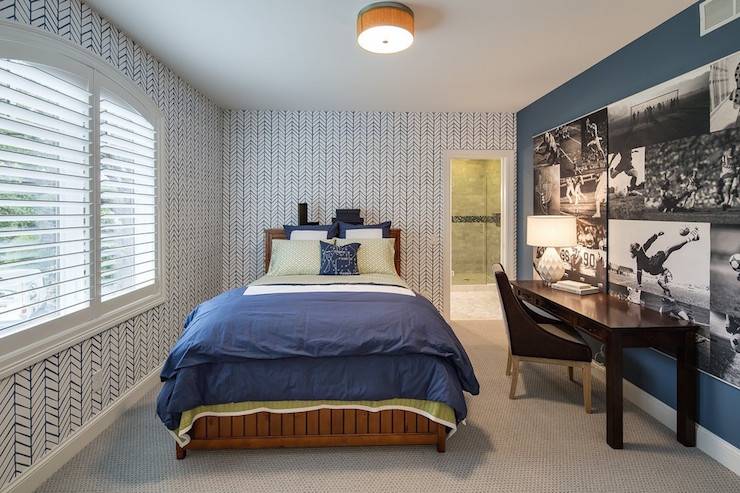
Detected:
[{"left": 551, "top": 280, "right": 599, "bottom": 295}]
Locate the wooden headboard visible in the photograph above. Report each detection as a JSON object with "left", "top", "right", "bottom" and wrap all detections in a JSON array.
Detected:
[{"left": 264, "top": 228, "right": 402, "bottom": 275}]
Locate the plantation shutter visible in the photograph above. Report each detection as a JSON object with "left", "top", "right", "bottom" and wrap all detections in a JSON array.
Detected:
[
  {"left": 99, "top": 90, "right": 156, "bottom": 301},
  {"left": 0, "top": 59, "right": 92, "bottom": 331}
]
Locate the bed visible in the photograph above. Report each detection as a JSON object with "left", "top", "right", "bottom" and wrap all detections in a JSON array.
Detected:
[{"left": 157, "top": 228, "right": 479, "bottom": 458}]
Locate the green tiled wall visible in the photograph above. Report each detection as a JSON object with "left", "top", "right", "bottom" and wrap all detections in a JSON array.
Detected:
[{"left": 451, "top": 159, "right": 501, "bottom": 284}]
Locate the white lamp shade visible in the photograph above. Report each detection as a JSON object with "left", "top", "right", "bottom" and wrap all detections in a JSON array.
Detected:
[{"left": 526, "top": 215, "right": 577, "bottom": 247}]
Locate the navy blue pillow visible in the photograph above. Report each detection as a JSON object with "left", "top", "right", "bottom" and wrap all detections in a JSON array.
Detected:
[
  {"left": 338, "top": 221, "right": 392, "bottom": 238},
  {"left": 320, "top": 241, "right": 360, "bottom": 275},
  {"left": 284, "top": 223, "right": 339, "bottom": 239}
]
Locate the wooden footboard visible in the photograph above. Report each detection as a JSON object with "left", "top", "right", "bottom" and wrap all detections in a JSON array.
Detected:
[{"left": 176, "top": 409, "right": 447, "bottom": 459}]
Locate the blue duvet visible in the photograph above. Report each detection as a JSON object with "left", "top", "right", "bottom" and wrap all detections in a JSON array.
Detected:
[{"left": 157, "top": 288, "right": 480, "bottom": 430}]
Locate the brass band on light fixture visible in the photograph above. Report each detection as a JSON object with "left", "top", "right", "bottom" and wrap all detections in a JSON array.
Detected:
[{"left": 356, "top": 2, "right": 414, "bottom": 54}]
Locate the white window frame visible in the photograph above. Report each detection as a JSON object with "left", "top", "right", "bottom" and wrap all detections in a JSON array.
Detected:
[{"left": 0, "top": 20, "right": 167, "bottom": 379}]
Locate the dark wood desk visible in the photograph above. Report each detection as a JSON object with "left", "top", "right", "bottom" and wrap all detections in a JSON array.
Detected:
[{"left": 510, "top": 281, "right": 697, "bottom": 450}]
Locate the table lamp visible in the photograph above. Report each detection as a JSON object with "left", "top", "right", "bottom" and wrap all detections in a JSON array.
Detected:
[{"left": 527, "top": 215, "right": 577, "bottom": 285}]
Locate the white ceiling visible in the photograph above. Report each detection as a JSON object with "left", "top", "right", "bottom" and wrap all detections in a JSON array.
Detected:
[{"left": 85, "top": 0, "right": 695, "bottom": 112}]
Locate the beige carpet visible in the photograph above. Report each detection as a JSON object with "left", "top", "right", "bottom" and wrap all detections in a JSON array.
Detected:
[{"left": 39, "top": 321, "right": 740, "bottom": 492}]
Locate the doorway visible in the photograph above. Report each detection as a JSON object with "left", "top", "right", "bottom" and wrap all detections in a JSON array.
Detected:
[{"left": 442, "top": 150, "right": 516, "bottom": 321}]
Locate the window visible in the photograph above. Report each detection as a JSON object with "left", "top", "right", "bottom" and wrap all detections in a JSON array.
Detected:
[
  {"left": 0, "top": 26, "right": 164, "bottom": 374},
  {"left": 99, "top": 91, "right": 157, "bottom": 301},
  {"left": 0, "top": 59, "right": 93, "bottom": 332}
]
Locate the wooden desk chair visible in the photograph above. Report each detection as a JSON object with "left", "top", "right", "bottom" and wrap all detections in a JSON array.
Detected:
[{"left": 493, "top": 264, "right": 592, "bottom": 413}]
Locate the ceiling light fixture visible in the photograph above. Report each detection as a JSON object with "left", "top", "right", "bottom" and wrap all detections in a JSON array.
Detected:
[{"left": 356, "top": 2, "right": 414, "bottom": 54}]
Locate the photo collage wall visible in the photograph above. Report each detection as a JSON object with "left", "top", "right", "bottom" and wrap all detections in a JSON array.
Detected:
[
  {"left": 533, "top": 108, "right": 609, "bottom": 289},
  {"left": 533, "top": 50, "right": 740, "bottom": 388}
]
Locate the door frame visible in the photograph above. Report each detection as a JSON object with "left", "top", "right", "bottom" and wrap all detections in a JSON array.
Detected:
[{"left": 442, "top": 150, "right": 517, "bottom": 320}]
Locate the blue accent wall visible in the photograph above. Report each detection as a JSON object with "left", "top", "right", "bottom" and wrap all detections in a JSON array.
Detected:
[{"left": 516, "top": 2, "right": 740, "bottom": 448}]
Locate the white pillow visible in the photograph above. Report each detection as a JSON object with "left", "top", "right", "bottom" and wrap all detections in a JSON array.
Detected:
[
  {"left": 345, "top": 228, "right": 383, "bottom": 239},
  {"left": 290, "top": 230, "right": 328, "bottom": 240}
]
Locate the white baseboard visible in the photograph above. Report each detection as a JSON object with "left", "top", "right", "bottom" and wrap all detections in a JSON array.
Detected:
[
  {"left": 591, "top": 363, "right": 740, "bottom": 476},
  {"left": 3, "top": 365, "right": 163, "bottom": 493}
]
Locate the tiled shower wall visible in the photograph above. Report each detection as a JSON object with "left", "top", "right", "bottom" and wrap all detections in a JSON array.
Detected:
[{"left": 451, "top": 159, "right": 501, "bottom": 284}]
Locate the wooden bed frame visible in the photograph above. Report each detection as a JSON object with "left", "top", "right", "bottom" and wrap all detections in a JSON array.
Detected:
[
  {"left": 176, "top": 409, "right": 446, "bottom": 458},
  {"left": 176, "top": 227, "right": 449, "bottom": 459}
]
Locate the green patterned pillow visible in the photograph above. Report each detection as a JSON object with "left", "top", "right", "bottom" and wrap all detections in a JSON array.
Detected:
[
  {"left": 268, "top": 239, "right": 332, "bottom": 275},
  {"left": 336, "top": 238, "right": 396, "bottom": 275}
]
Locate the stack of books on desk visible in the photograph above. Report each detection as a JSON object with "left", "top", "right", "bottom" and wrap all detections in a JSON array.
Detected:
[{"left": 551, "top": 280, "right": 599, "bottom": 295}]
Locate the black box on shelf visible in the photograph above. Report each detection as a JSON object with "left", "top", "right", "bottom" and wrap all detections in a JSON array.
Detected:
[{"left": 332, "top": 209, "right": 363, "bottom": 225}]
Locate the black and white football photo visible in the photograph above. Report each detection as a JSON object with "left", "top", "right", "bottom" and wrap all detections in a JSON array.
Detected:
[
  {"left": 607, "top": 219, "right": 710, "bottom": 310},
  {"left": 558, "top": 217, "right": 606, "bottom": 289},
  {"left": 607, "top": 146, "right": 646, "bottom": 219},
  {"left": 581, "top": 108, "right": 608, "bottom": 170},
  {"left": 608, "top": 66, "right": 710, "bottom": 153},
  {"left": 559, "top": 170, "right": 607, "bottom": 218},
  {"left": 557, "top": 109, "right": 608, "bottom": 219},
  {"left": 533, "top": 121, "right": 582, "bottom": 174},
  {"left": 710, "top": 52, "right": 740, "bottom": 133},
  {"left": 643, "top": 127, "right": 740, "bottom": 223},
  {"left": 709, "top": 225, "right": 740, "bottom": 388},
  {"left": 534, "top": 164, "right": 560, "bottom": 215}
]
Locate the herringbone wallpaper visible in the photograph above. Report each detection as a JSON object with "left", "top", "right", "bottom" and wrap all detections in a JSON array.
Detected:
[
  {"left": 222, "top": 110, "right": 516, "bottom": 308},
  {"left": 0, "top": 3, "right": 517, "bottom": 489},
  {"left": 0, "top": 1, "right": 223, "bottom": 489}
]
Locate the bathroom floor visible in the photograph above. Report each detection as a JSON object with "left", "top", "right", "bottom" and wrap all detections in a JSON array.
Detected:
[
  {"left": 451, "top": 283, "right": 502, "bottom": 320},
  {"left": 451, "top": 272, "right": 488, "bottom": 285}
]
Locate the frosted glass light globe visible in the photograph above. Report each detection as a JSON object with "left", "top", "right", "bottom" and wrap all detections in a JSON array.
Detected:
[{"left": 357, "top": 25, "right": 414, "bottom": 54}]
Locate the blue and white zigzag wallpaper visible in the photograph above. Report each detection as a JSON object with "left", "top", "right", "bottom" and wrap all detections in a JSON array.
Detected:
[
  {"left": 0, "top": 1, "right": 223, "bottom": 489},
  {"left": 222, "top": 110, "right": 516, "bottom": 309}
]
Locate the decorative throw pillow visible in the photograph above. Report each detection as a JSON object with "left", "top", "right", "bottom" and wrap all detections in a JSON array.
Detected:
[
  {"left": 338, "top": 221, "right": 391, "bottom": 238},
  {"left": 320, "top": 241, "right": 360, "bottom": 276},
  {"left": 284, "top": 223, "right": 339, "bottom": 239},
  {"left": 268, "top": 239, "right": 325, "bottom": 275},
  {"left": 336, "top": 238, "right": 396, "bottom": 275}
]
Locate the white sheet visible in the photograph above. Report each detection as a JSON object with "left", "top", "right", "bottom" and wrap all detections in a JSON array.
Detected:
[{"left": 244, "top": 284, "right": 416, "bottom": 296}]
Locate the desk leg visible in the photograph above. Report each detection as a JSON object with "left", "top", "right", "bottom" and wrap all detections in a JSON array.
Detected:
[
  {"left": 606, "top": 333, "right": 623, "bottom": 449},
  {"left": 676, "top": 330, "right": 697, "bottom": 447}
]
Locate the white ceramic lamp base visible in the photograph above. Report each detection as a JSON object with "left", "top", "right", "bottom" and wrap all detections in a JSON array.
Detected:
[{"left": 537, "top": 247, "right": 565, "bottom": 285}]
